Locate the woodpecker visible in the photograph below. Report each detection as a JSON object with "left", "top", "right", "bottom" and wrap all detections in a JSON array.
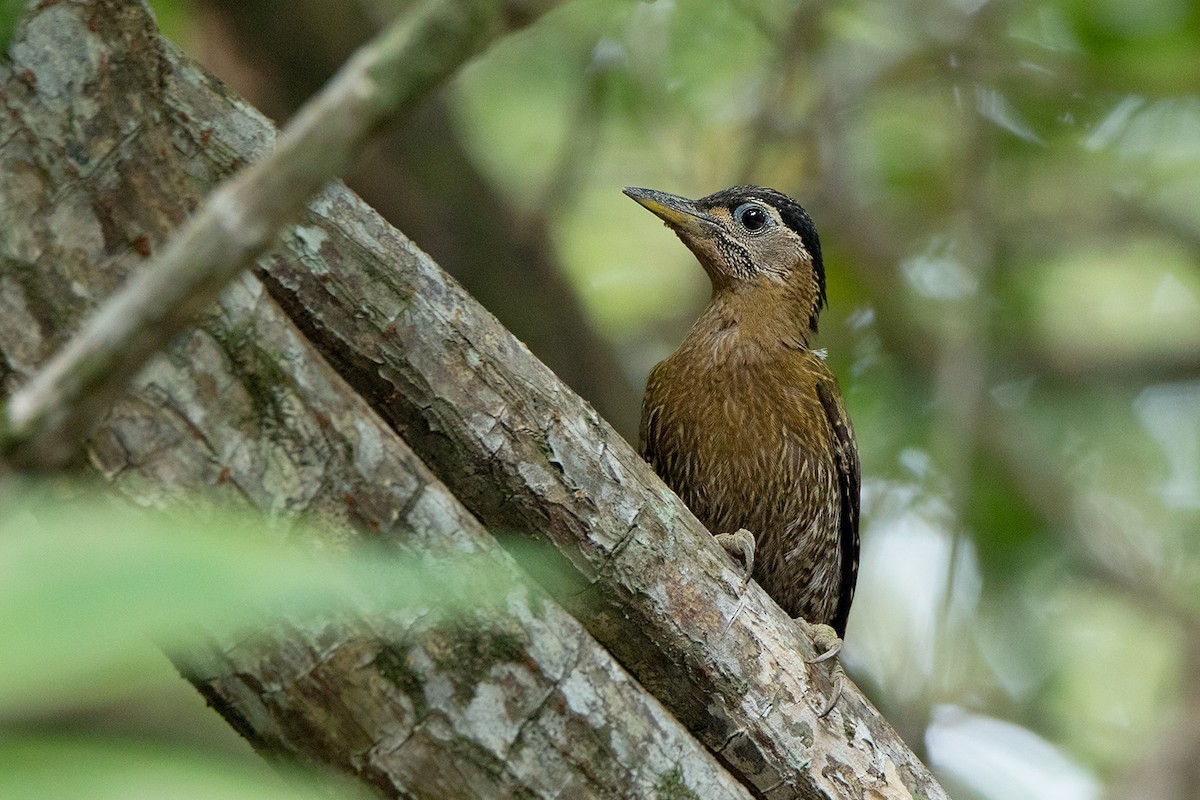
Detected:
[{"left": 627, "top": 185, "right": 860, "bottom": 715}]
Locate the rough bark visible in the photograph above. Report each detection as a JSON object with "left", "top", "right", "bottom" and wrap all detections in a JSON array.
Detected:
[
  {"left": 0, "top": 5, "right": 752, "bottom": 798},
  {"left": 0, "top": 2, "right": 949, "bottom": 799}
]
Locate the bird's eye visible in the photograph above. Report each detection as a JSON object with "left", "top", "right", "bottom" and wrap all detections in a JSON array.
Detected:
[{"left": 733, "top": 202, "right": 771, "bottom": 233}]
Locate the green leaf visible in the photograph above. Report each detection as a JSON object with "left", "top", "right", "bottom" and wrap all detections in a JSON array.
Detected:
[
  {"left": 0, "top": 0, "right": 26, "bottom": 55},
  {"left": 0, "top": 488, "right": 519, "bottom": 717},
  {"left": 0, "top": 737, "right": 370, "bottom": 800}
]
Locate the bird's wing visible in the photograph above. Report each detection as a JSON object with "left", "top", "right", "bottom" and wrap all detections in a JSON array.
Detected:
[
  {"left": 639, "top": 363, "right": 668, "bottom": 464},
  {"left": 816, "top": 380, "right": 860, "bottom": 638},
  {"left": 638, "top": 403, "right": 654, "bottom": 461}
]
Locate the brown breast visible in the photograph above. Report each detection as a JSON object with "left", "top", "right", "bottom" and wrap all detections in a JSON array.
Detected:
[{"left": 641, "top": 339, "right": 846, "bottom": 626}]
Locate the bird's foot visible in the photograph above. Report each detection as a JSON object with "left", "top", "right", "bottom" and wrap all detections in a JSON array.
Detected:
[
  {"left": 795, "top": 618, "right": 844, "bottom": 718},
  {"left": 714, "top": 528, "right": 756, "bottom": 588}
]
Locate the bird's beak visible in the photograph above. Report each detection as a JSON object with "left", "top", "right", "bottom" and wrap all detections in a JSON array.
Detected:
[{"left": 623, "top": 187, "right": 716, "bottom": 237}]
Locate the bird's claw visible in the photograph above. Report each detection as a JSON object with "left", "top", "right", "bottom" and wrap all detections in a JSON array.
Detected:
[
  {"left": 714, "top": 528, "right": 756, "bottom": 588},
  {"left": 795, "top": 618, "right": 845, "bottom": 718}
]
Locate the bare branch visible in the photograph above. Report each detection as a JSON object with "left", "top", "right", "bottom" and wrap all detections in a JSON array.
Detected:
[{"left": 0, "top": 0, "right": 559, "bottom": 467}]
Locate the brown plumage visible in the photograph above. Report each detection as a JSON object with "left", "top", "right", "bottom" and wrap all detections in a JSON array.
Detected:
[{"left": 626, "top": 186, "right": 860, "bottom": 638}]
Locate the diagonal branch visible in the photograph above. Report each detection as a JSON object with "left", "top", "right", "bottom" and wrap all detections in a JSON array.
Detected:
[{"left": 0, "top": 0, "right": 559, "bottom": 468}]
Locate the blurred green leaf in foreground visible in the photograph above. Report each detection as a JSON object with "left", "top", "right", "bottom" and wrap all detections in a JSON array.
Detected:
[{"left": 0, "top": 486, "right": 517, "bottom": 799}]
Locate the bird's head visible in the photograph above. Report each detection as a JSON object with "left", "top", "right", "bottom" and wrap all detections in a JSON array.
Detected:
[{"left": 624, "top": 185, "right": 827, "bottom": 335}]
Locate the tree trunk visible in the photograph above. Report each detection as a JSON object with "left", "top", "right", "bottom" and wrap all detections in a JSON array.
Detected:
[{"left": 0, "top": 2, "right": 948, "bottom": 798}]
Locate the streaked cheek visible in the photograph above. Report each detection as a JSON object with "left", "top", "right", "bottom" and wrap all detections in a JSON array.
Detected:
[{"left": 752, "top": 237, "right": 802, "bottom": 274}]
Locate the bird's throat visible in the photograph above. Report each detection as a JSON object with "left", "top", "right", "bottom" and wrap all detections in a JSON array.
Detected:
[{"left": 688, "top": 285, "right": 816, "bottom": 362}]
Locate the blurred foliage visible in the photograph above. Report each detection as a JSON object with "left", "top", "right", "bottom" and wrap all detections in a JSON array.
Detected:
[
  {"left": 0, "top": 485, "right": 516, "bottom": 799},
  {"left": 1, "top": 739, "right": 367, "bottom": 800},
  {"left": 146, "top": 0, "right": 190, "bottom": 44},
  {"left": 0, "top": 0, "right": 24, "bottom": 53},
  {"left": 40, "top": 0, "right": 1200, "bottom": 797}
]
